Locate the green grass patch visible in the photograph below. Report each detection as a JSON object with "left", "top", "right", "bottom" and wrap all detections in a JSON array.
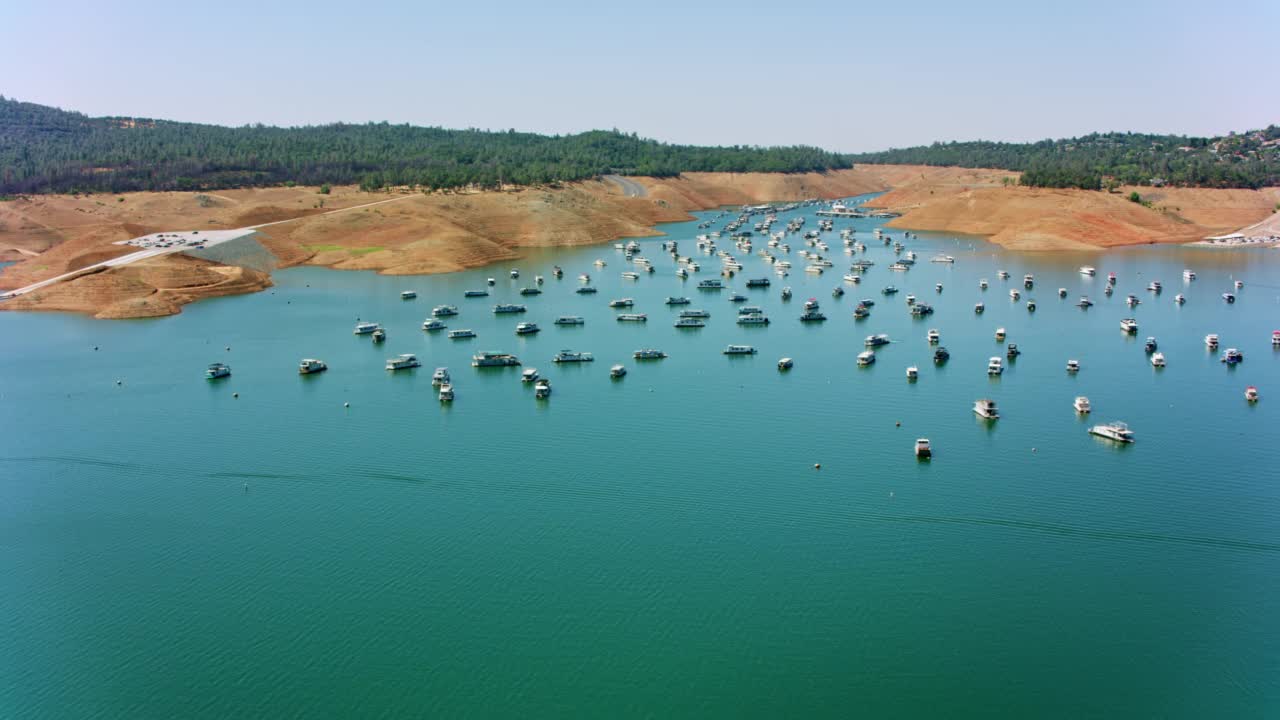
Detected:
[
  {"left": 348, "top": 246, "right": 384, "bottom": 256},
  {"left": 302, "top": 244, "right": 345, "bottom": 253}
]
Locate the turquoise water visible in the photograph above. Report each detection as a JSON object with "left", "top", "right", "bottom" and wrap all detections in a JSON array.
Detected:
[{"left": 2, "top": 197, "right": 1279, "bottom": 718}]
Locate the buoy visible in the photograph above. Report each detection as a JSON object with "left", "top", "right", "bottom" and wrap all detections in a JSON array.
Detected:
[
  {"left": 94, "top": 346, "right": 99, "bottom": 351},
  {"left": 895, "top": 421, "right": 901, "bottom": 427},
  {"left": 344, "top": 402, "right": 350, "bottom": 408},
  {"left": 115, "top": 380, "right": 122, "bottom": 385},
  {"left": 232, "top": 392, "right": 239, "bottom": 398},
  {"left": 226, "top": 346, "right": 231, "bottom": 351},
  {"left": 814, "top": 463, "right": 821, "bottom": 470}
]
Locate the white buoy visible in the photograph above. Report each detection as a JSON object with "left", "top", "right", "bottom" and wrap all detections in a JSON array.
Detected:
[
  {"left": 344, "top": 402, "right": 350, "bottom": 408},
  {"left": 232, "top": 392, "right": 239, "bottom": 398}
]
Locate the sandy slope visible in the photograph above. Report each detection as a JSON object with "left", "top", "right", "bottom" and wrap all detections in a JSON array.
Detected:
[
  {"left": 0, "top": 171, "right": 888, "bottom": 318},
  {"left": 3, "top": 165, "right": 1276, "bottom": 318},
  {"left": 863, "top": 167, "right": 1280, "bottom": 250}
]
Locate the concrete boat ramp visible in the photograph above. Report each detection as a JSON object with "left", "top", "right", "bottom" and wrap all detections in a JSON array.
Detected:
[{"left": 0, "top": 193, "right": 418, "bottom": 301}]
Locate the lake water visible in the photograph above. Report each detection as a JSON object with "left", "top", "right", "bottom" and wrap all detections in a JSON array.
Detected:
[{"left": 2, "top": 196, "right": 1278, "bottom": 718}]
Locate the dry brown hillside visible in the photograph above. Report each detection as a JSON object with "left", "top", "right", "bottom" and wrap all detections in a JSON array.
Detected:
[
  {"left": 0, "top": 170, "right": 889, "bottom": 318},
  {"left": 864, "top": 167, "right": 1280, "bottom": 250},
  {"left": 3, "top": 165, "right": 1275, "bottom": 318}
]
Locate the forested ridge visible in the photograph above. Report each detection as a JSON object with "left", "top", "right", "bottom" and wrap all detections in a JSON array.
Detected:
[
  {"left": 850, "top": 129, "right": 1280, "bottom": 190},
  {"left": 0, "top": 97, "right": 850, "bottom": 194}
]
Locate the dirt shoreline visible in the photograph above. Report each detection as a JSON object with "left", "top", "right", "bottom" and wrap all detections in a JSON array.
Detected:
[{"left": 1, "top": 166, "right": 1276, "bottom": 318}]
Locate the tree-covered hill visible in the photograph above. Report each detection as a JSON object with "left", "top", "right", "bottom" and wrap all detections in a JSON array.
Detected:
[
  {"left": 0, "top": 97, "right": 850, "bottom": 194},
  {"left": 849, "top": 129, "right": 1280, "bottom": 190}
]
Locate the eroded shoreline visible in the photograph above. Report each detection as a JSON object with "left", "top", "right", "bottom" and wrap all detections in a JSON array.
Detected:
[{"left": 1, "top": 166, "right": 1276, "bottom": 318}]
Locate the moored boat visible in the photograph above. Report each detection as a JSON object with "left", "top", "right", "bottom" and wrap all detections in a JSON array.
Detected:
[
  {"left": 299, "top": 358, "right": 327, "bottom": 375},
  {"left": 472, "top": 351, "right": 520, "bottom": 367},
  {"left": 1090, "top": 421, "right": 1134, "bottom": 443},
  {"left": 385, "top": 354, "right": 420, "bottom": 371},
  {"left": 206, "top": 362, "right": 231, "bottom": 379},
  {"left": 974, "top": 399, "right": 999, "bottom": 419},
  {"left": 552, "top": 350, "right": 594, "bottom": 363}
]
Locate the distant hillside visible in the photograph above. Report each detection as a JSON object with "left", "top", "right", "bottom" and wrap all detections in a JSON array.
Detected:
[
  {"left": 849, "top": 129, "right": 1280, "bottom": 190},
  {"left": 0, "top": 97, "right": 850, "bottom": 194}
]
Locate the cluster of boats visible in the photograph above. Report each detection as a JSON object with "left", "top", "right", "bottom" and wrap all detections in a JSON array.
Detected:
[{"left": 206, "top": 199, "right": 1269, "bottom": 438}]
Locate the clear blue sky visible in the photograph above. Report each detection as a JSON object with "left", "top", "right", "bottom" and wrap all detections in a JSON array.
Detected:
[{"left": 3, "top": 0, "right": 1276, "bottom": 152}]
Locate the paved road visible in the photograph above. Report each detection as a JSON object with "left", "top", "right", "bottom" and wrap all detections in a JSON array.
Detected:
[
  {"left": 1, "top": 193, "right": 420, "bottom": 300},
  {"left": 603, "top": 175, "right": 647, "bottom": 198}
]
